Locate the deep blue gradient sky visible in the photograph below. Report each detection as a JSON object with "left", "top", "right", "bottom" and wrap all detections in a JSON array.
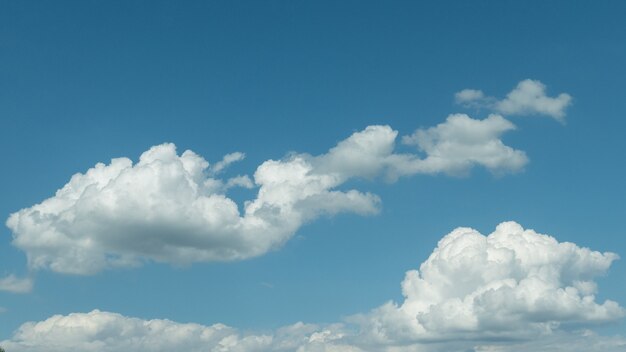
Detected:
[{"left": 1, "top": 0, "right": 625, "bottom": 345}]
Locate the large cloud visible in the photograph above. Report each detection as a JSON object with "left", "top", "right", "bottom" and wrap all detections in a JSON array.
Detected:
[
  {"left": 5, "top": 141, "right": 379, "bottom": 275},
  {"left": 355, "top": 222, "right": 623, "bottom": 344},
  {"left": 6, "top": 117, "right": 526, "bottom": 275},
  {"left": 2, "top": 222, "right": 623, "bottom": 352},
  {"left": 455, "top": 79, "right": 572, "bottom": 122},
  {"left": 3, "top": 311, "right": 624, "bottom": 352},
  {"left": 0, "top": 310, "right": 360, "bottom": 352}
]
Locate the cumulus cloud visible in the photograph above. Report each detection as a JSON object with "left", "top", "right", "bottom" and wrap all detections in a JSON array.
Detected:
[
  {"left": 6, "top": 119, "right": 525, "bottom": 275},
  {"left": 210, "top": 152, "right": 246, "bottom": 175},
  {"left": 2, "top": 222, "right": 623, "bottom": 352},
  {"left": 0, "top": 274, "right": 33, "bottom": 293},
  {"left": 355, "top": 222, "right": 623, "bottom": 344},
  {"left": 4, "top": 310, "right": 624, "bottom": 352},
  {"left": 455, "top": 79, "right": 572, "bottom": 122},
  {"left": 0, "top": 310, "right": 360, "bottom": 352},
  {"left": 400, "top": 114, "right": 528, "bottom": 176},
  {"left": 6, "top": 141, "right": 380, "bottom": 275}
]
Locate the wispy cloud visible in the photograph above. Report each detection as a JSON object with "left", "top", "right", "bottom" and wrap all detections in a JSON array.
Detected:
[{"left": 0, "top": 275, "right": 33, "bottom": 294}]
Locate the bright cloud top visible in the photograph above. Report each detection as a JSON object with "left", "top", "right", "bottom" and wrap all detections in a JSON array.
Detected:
[
  {"left": 357, "top": 222, "right": 623, "bottom": 344},
  {"left": 455, "top": 79, "right": 572, "bottom": 122},
  {"left": 6, "top": 116, "right": 526, "bottom": 275},
  {"left": 2, "top": 222, "right": 623, "bottom": 352}
]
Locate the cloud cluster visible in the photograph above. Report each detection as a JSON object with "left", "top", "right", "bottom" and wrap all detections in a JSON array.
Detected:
[
  {"left": 6, "top": 117, "right": 526, "bottom": 275},
  {"left": 4, "top": 310, "right": 624, "bottom": 352},
  {"left": 356, "top": 222, "right": 623, "bottom": 344},
  {"left": 0, "top": 310, "right": 359, "bottom": 352},
  {"left": 2, "top": 223, "right": 622, "bottom": 351},
  {"left": 455, "top": 79, "right": 572, "bottom": 122}
]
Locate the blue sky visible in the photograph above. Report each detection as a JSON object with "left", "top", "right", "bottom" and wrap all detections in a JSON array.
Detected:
[{"left": 1, "top": 1, "right": 625, "bottom": 351}]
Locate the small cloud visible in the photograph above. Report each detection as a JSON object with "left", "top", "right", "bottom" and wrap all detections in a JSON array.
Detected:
[
  {"left": 455, "top": 79, "right": 572, "bottom": 122},
  {"left": 225, "top": 175, "right": 254, "bottom": 190},
  {"left": 210, "top": 152, "right": 246, "bottom": 175},
  {"left": 497, "top": 79, "right": 572, "bottom": 122},
  {"left": 455, "top": 89, "right": 485, "bottom": 104},
  {"left": 400, "top": 114, "right": 528, "bottom": 176},
  {"left": 0, "top": 274, "right": 33, "bottom": 294}
]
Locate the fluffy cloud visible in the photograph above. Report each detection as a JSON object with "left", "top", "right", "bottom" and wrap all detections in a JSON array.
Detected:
[
  {"left": 2, "top": 223, "right": 623, "bottom": 352},
  {"left": 355, "top": 222, "right": 623, "bottom": 344},
  {"left": 400, "top": 114, "right": 528, "bottom": 176},
  {"left": 6, "top": 118, "right": 526, "bottom": 275},
  {"left": 455, "top": 79, "right": 572, "bottom": 121},
  {"left": 0, "top": 310, "right": 360, "bottom": 352},
  {"left": 454, "top": 89, "right": 490, "bottom": 109},
  {"left": 0, "top": 274, "right": 33, "bottom": 293},
  {"left": 4, "top": 311, "right": 624, "bottom": 352},
  {"left": 5, "top": 141, "right": 379, "bottom": 275}
]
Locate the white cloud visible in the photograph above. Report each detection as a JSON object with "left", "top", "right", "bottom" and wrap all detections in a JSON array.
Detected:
[
  {"left": 1, "top": 223, "right": 624, "bottom": 352},
  {"left": 6, "top": 119, "right": 526, "bottom": 275},
  {"left": 1, "top": 310, "right": 268, "bottom": 352},
  {"left": 4, "top": 310, "right": 624, "bottom": 352},
  {"left": 455, "top": 89, "right": 489, "bottom": 107},
  {"left": 0, "top": 274, "right": 33, "bottom": 293},
  {"left": 455, "top": 79, "right": 572, "bottom": 121},
  {"left": 0, "top": 310, "right": 360, "bottom": 352},
  {"left": 497, "top": 80, "right": 572, "bottom": 121},
  {"left": 7, "top": 142, "right": 379, "bottom": 275},
  {"left": 354, "top": 222, "right": 623, "bottom": 344},
  {"left": 210, "top": 152, "right": 246, "bottom": 175},
  {"left": 400, "top": 114, "right": 528, "bottom": 176}
]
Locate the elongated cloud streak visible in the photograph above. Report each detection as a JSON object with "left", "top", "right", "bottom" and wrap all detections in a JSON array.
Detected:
[
  {"left": 6, "top": 116, "right": 526, "bottom": 274},
  {"left": 0, "top": 310, "right": 360, "bottom": 352}
]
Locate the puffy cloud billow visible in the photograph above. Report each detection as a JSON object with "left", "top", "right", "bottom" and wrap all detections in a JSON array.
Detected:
[
  {"left": 6, "top": 116, "right": 526, "bottom": 275},
  {"left": 455, "top": 79, "right": 572, "bottom": 122},
  {"left": 2, "top": 222, "right": 623, "bottom": 352},
  {"left": 355, "top": 222, "right": 623, "bottom": 344}
]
